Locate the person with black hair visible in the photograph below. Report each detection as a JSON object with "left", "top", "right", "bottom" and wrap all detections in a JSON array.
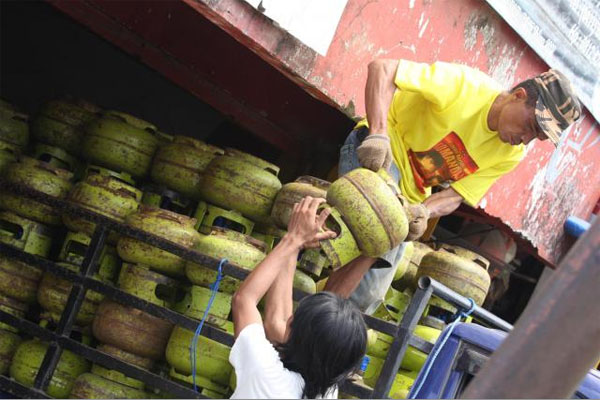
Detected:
[{"left": 230, "top": 196, "right": 368, "bottom": 399}]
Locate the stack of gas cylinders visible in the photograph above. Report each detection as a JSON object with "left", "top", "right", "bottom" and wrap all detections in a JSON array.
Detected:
[{"left": 0, "top": 97, "right": 492, "bottom": 399}]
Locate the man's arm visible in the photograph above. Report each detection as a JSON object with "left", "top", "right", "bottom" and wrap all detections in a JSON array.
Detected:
[
  {"left": 422, "top": 187, "right": 463, "bottom": 218},
  {"left": 357, "top": 59, "right": 400, "bottom": 171},
  {"left": 365, "top": 59, "right": 400, "bottom": 135}
]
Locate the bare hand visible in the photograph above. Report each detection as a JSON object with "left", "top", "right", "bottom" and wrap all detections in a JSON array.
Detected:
[{"left": 287, "top": 197, "right": 337, "bottom": 249}]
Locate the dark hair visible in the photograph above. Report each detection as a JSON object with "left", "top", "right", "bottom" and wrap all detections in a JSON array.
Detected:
[
  {"left": 277, "top": 292, "right": 367, "bottom": 398},
  {"left": 511, "top": 78, "right": 538, "bottom": 107}
]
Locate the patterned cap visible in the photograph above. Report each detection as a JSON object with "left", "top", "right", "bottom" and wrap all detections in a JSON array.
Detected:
[{"left": 533, "top": 69, "right": 582, "bottom": 146}]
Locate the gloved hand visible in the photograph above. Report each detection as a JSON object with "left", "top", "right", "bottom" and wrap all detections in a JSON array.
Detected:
[
  {"left": 405, "top": 203, "right": 430, "bottom": 241},
  {"left": 397, "top": 194, "right": 430, "bottom": 241},
  {"left": 357, "top": 134, "right": 393, "bottom": 171}
]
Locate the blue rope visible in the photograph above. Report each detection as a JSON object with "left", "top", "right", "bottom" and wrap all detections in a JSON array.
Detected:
[
  {"left": 408, "top": 298, "right": 476, "bottom": 399},
  {"left": 190, "top": 258, "right": 227, "bottom": 392}
]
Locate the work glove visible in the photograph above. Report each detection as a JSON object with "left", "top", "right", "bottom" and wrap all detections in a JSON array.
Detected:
[
  {"left": 357, "top": 134, "right": 393, "bottom": 171},
  {"left": 397, "top": 194, "right": 430, "bottom": 241}
]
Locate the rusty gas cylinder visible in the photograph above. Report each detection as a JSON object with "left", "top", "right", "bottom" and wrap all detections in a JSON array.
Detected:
[
  {"left": 116, "top": 205, "right": 201, "bottom": 276},
  {"left": 270, "top": 176, "right": 331, "bottom": 229},
  {"left": 0, "top": 157, "right": 73, "bottom": 226},
  {"left": 82, "top": 112, "right": 159, "bottom": 178},
  {"left": 150, "top": 136, "right": 224, "bottom": 199},
  {"left": 393, "top": 241, "right": 434, "bottom": 291},
  {"left": 63, "top": 172, "right": 142, "bottom": 241},
  {"left": 0, "top": 256, "right": 43, "bottom": 304},
  {"left": 92, "top": 300, "right": 173, "bottom": 360},
  {"left": 70, "top": 372, "right": 148, "bottom": 399},
  {"left": 417, "top": 244, "right": 491, "bottom": 306},
  {"left": 37, "top": 262, "right": 113, "bottom": 326},
  {"left": 198, "top": 150, "right": 282, "bottom": 222},
  {"left": 186, "top": 227, "right": 267, "bottom": 294},
  {"left": 327, "top": 168, "right": 408, "bottom": 257},
  {"left": 31, "top": 98, "right": 99, "bottom": 155}
]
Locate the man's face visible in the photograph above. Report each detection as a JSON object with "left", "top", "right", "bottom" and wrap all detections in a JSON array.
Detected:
[{"left": 497, "top": 91, "right": 548, "bottom": 146}]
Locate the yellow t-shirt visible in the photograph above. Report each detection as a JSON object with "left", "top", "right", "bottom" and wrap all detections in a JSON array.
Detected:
[{"left": 357, "top": 60, "right": 524, "bottom": 206}]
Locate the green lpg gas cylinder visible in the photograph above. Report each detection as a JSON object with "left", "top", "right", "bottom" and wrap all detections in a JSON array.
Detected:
[
  {"left": 117, "top": 263, "right": 180, "bottom": 307},
  {"left": 271, "top": 176, "right": 331, "bottom": 229},
  {"left": 186, "top": 227, "right": 267, "bottom": 294},
  {"left": 0, "top": 157, "right": 73, "bottom": 225},
  {"left": 37, "top": 262, "right": 111, "bottom": 326},
  {"left": 63, "top": 172, "right": 142, "bottom": 241},
  {"left": 417, "top": 244, "right": 491, "bottom": 306},
  {"left": 371, "top": 287, "right": 411, "bottom": 322},
  {"left": 10, "top": 339, "right": 90, "bottom": 398},
  {"left": 92, "top": 300, "right": 173, "bottom": 360},
  {"left": 31, "top": 99, "right": 99, "bottom": 155},
  {"left": 165, "top": 325, "right": 232, "bottom": 386},
  {"left": 150, "top": 135, "right": 224, "bottom": 199},
  {"left": 141, "top": 184, "right": 196, "bottom": 217},
  {"left": 327, "top": 168, "right": 408, "bottom": 258},
  {"left": 117, "top": 205, "right": 201, "bottom": 276},
  {"left": 0, "top": 256, "right": 43, "bottom": 304},
  {"left": 58, "top": 231, "right": 120, "bottom": 278},
  {"left": 225, "top": 147, "right": 280, "bottom": 175},
  {"left": 82, "top": 112, "right": 159, "bottom": 178},
  {"left": 363, "top": 357, "right": 417, "bottom": 399},
  {"left": 0, "top": 211, "right": 53, "bottom": 256},
  {"left": 250, "top": 222, "right": 286, "bottom": 253},
  {"left": 366, "top": 325, "right": 441, "bottom": 372},
  {"left": 198, "top": 151, "right": 282, "bottom": 222},
  {"left": 173, "top": 285, "right": 232, "bottom": 328},
  {"left": 198, "top": 203, "right": 255, "bottom": 236},
  {"left": 298, "top": 248, "right": 330, "bottom": 279},
  {"left": 32, "top": 143, "right": 81, "bottom": 174},
  {"left": 318, "top": 205, "right": 361, "bottom": 268},
  {"left": 0, "top": 328, "right": 21, "bottom": 375},
  {"left": 293, "top": 270, "right": 317, "bottom": 295},
  {"left": 393, "top": 241, "right": 433, "bottom": 292},
  {"left": 0, "top": 107, "right": 29, "bottom": 149},
  {"left": 393, "top": 241, "right": 414, "bottom": 282}
]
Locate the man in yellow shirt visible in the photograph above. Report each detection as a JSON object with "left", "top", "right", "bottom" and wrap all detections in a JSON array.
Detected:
[{"left": 325, "top": 59, "right": 581, "bottom": 313}]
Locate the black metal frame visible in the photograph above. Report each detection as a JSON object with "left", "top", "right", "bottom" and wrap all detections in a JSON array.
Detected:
[{"left": 0, "top": 181, "right": 512, "bottom": 399}]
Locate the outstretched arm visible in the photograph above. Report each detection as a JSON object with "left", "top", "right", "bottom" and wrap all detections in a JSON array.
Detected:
[
  {"left": 365, "top": 59, "right": 400, "bottom": 135},
  {"left": 423, "top": 187, "right": 463, "bottom": 218},
  {"left": 232, "top": 197, "right": 335, "bottom": 339}
]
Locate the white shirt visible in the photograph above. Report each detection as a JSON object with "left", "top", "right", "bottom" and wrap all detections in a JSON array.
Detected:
[{"left": 229, "top": 323, "right": 338, "bottom": 399}]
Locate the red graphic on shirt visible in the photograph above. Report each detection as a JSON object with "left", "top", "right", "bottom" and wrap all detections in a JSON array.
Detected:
[{"left": 408, "top": 132, "right": 478, "bottom": 193}]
